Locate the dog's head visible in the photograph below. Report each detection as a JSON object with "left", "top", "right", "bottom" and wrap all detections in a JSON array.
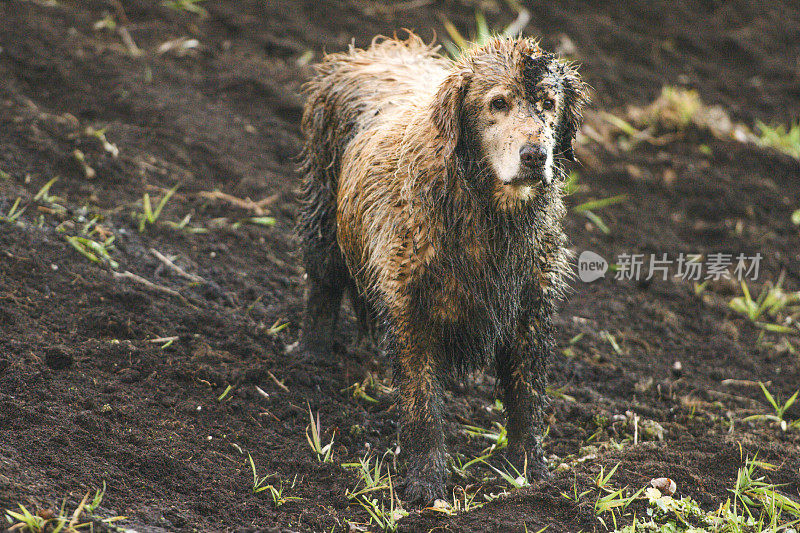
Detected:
[{"left": 431, "top": 37, "right": 588, "bottom": 203}]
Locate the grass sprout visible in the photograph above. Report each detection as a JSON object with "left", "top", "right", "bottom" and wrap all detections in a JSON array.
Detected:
[
  {"left": 482, "top": 456, "right": 530, "bottom": 489},
  {"left": 743, "top": 382, "right": 799, "bottom": 432},
  {"left": 1, "top": 197, "right": 26, "bottom": 224},
  {"left": 231, "top": 216, "right": 276, "bottom": 229},
  {"left": 441, "top": 0, "right": 530, "bottom": 57},
  {"left": 572, "top": 194, "right": 628, "bottom": 235},
  {"left": 137, "top": 185, "right": 179, "bottom": 232},
  {"left": 599, "top": 330, "right": 624, "bottom": 355},
  {"left": 573, "top": 195, "right": 629, "bottom": 214},
  {"left": 344, "top": 452, "right": 407, "bottom": 532},
  {"left": 462, "top": 421, "right": 508, "bottom": 456},
  {"left": 33, "top": 177, "right": 62, "bottom": 203},
  {"left": 218, "top": 384, "right": 233, "bottom": 402},
  {"left": 85, "top": 126, "right": 119, "bottom": 157},
  {"left": 305, "top": 407, "right": 335, "bottom": 462},
  {"left": 161, "top": 0, "right": 207, "bottom": 17},
  {"left": 756, "top": 120, "right": 800, "bottom": 159},
  {"left": 164, "top": 213, "right": 208, "bottom": 234},
  {"left": 729, "top": 275, "right": 800, "bottom": 336},
  {"left": 247, "top": 454, "right": 299, "bottom": 507},
  {"left": 65, "top": 235, "right": 119, "bottom": 269},
  {"left": 344, "top": 453, "right": 393, "bottom": 499}
]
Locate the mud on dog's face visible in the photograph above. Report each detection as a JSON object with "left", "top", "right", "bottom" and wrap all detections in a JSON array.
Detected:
[{"left": 432, "top": 39, "right": 588, "bottom": 201}]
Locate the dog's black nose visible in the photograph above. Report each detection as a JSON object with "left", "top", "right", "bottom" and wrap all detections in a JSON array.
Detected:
[{"left": 519, "top": 144, "right": 547, "bottom": 168}]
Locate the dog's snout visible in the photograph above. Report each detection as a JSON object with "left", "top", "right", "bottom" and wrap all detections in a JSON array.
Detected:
[{"left": 519, "top": 144, "right": 547, "bottom": 168}]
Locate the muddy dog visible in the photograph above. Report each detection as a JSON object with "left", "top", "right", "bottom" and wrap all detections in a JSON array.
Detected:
[{"left": 298, "top": 33, "right": 588, "bottom": 502}]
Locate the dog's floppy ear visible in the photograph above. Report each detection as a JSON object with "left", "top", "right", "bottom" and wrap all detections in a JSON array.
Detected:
[
  {"left": 430, "top": 68, "right": 471, "bottom": 163},
  {"left": 556, "top": 65, "right": 589, "bottom": 161}
]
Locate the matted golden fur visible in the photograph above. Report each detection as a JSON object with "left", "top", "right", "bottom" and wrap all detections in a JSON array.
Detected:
[{"left": 298, "top": 32, "right": 588, "bottom": 503}]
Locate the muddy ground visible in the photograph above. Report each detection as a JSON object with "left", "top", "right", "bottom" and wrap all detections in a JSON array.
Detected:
[{"left": 1, "top": 1, "right": 799, "bottom": 532}]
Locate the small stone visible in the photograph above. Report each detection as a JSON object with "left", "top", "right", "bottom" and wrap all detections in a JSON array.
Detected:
[
  {"left": 650, "top": 477, "right": 677, "bottom": 496},
  {"left": 432, "top": 499, "right": 450, "bottom": 510}
]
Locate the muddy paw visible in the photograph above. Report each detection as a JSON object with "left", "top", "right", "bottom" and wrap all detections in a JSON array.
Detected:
[
  {"left": 401, "top": 474, "right": 445, "bottom": 505},
  {"left": 503, "top": 447, "right": 550, "bottom": 481}
]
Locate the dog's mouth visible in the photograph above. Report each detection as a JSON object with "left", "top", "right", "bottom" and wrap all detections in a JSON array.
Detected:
[{"left": 509, "top": 166, "right": 551, "bottom": 187}]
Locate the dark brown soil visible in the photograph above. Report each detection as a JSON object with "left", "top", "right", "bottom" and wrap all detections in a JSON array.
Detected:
[{"left": 1, "top": 1, "right": 799, "bottom": 532}]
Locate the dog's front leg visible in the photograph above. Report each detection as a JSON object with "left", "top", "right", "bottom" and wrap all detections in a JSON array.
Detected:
[
  {"left": 496, "top": 300, "right": 554, "bottom": 480},
  {"left": 389, "top": 328, "right": 447, "bottom": 503}
]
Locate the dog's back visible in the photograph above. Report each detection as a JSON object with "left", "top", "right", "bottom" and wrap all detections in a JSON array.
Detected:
[{"left": 300, "top": 35, "right": 448, "bottom": 188}]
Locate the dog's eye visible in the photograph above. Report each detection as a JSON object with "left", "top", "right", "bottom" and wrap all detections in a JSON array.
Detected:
[
  {"left": 490, "top": 97, "right": 509, "bottom": 112},
  {"left": 542, "top": 98, "right": 556, "bottom": 111}
]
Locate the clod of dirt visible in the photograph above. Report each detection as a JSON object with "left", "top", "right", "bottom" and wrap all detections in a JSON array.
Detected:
[
  {"left": 44, "top": 346, "right": 73, "bottom": 370},
  {"left": 118, "top": 368, "right": 142, "bottom": 383}
]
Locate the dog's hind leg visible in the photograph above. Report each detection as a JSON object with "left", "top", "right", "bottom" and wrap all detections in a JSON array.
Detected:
[
  {"left": 348, "top": 283, "right": 378, "bottom": 346},
  {"left": 298, "top": 171, "right": 347, "bottom": 359}
]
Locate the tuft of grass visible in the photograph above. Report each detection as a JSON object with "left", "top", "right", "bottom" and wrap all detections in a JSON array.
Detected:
[
  {"left": 305, "top": 407, "right": 335, "bottom": 462},
  {"left": 756, "top": 120, "right": 800, "bottom": 159},
  {"left": 343, "top": 380, "right": 378, "bottom": 404},
  {"left": 645, "top": 86, "right": 702, "bottom": 131},
  {"left": 607, "top": 455, "right": 800, "bottom": 532},
  {"left": 441, "top": 0, "right": 530, "bottom": 57},
  {"left": 161, "top": 0, "right": 207, "bottom": 16},
  {"left": 247, "top": 454, "right": 299, "bottom": 507},
  {"left": 4, "top": 482, "right": 126, "bottom": 533},
  {"left": 729, "top": 275, "right": 800, "bottom": 335},
  {"left": 462, "top": 421, "right": 508, "bottom": 457},
  {"left": 164, "top": 213, "right": 208, "bottom": 234},
  {"left": 482, "top": 456, "right": 531, "bottom": 490},
  {"left": 731, "top": 456, "right": 800, "bottom": 524},
  {"left": 59, "top": 215, "right": 119, "bottom": 270},
  {"left": 344, "top": 453, "right": 394, "bottom": 500},
  {"left": 448, "top": 485, "right": 485, "bottom": 513},
  {"left": 344, "top": 452, "right": 407, "bottom": 532},
  {"left": 743, "top": 382, "right": 800, "bottom": 432},
  {"left": 64, "top": 235, "right": 119, "bottom": 269},
  {"left": 137, "top": 185, "right": 179, "bottom": 232}
]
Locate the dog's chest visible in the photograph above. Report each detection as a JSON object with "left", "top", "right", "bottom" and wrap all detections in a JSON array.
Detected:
[{"left": 421, "top": 225, "right": 538, "bottom": 334}]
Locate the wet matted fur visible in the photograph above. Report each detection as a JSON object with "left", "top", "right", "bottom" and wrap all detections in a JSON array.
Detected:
[{"left": 298, "top": 32, "right": 588, "bottom": 502}]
